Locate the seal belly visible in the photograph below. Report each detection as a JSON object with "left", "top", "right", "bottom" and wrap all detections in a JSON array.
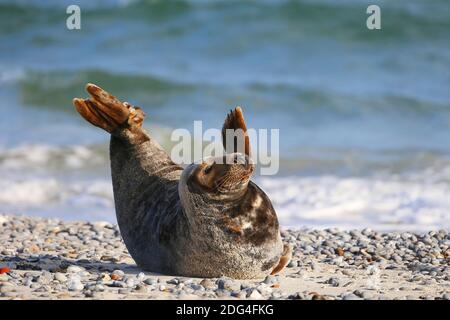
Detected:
[
  {"left": 175, "top": 180, "right": 284, "bottom": 279},
  {"left": 175, "top": 226, "right": 283, "bottom": 279}
]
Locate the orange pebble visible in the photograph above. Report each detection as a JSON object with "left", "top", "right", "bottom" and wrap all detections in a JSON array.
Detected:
[
  {"left": 110, "top": 274, "right": 121, "bottom": 280},
  {"left": 0, "top": 267, "right": 11, "bottom": 274}
]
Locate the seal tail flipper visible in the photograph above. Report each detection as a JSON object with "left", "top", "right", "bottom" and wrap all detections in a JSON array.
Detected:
[
  {"left": 73, "top": 83, "right": 145, "bottom": 133},
  {"left": 270, "top": 244, "right": 292, "bottom": 275},
  {"left": 221, "top": 106, "right": 251, "bottom": 157}
]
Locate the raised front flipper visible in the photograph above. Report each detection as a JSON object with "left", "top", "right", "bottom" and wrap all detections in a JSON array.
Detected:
[{"left": 73, "top": 83, "right": 145, "bottom": 134}]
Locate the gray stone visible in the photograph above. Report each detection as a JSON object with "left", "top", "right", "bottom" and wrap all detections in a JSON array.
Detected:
[
  {"left": 350, "top": 246, "right": 360, "bottom": 253},
  {"left": 263, "top": 275, "right": 279, "bottom": 285},
  {"left": 342, "top": 293, "right": 361, "bottom": 300},
  {"left": 167, "top": 278, "right": 180, "bottom": 285},
  {"left": 144, "top": 278, "right": 158, "bottom": 285},
  {"left": 327, "top": 277, "right": 340, "bottom": 287},
  {"left": 215, "top": 289, "right": 230, "bottom": 298},
  {"left": 230, "top": 290, "right": 246, "bottom": 299},
  {"left": 111, "top": 281, "right": 127, "bottom": 288},
  {"left": 217, "top": 278, "right": 240, "bottom": 291},
  {"left": 247, "top": 289, "right": 263, "bottom": 299},
  {"left": 136, "top": 272, "right": 146, "bottom": 281},
  {"left": 66, "top": 265, "right": 84, "bottom": 273},
  {"left": 54, "top": 273, "right": 67, "bottom": 282},
  {"left": 190, "top": 284, "right": 203, "bottom": 291},
  {"left": 287, "top": 260, "right": 296, "bottom": 268},
  {"left": 124, "top": 277, "right": 135, "bottom": 287},
  {"left": 68, "top": 280, "right": 84, "bottom": 291}
]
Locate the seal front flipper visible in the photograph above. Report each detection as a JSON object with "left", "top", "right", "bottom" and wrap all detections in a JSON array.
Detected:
[
  {"left": 73, "top": 83, "right": 145, "bottom": 134},
  {"left": 270, "top": 244, "right": 292, "bottom": 275}
]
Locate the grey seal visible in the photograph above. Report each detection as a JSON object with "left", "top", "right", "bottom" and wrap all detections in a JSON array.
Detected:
[{"left": 73, "top": 83, "right": 291, "bottom": 279}]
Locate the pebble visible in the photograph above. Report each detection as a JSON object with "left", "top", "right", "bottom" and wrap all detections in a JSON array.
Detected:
[
  {"left": 217, "top": 278, "right": 240, "bottom": 291},
  {"left": 327, "top": 277, "right": 340, "bottom": 287},
  {"left": 342, "top": 293, "right": 361, "bottom": 300},
  {"left": 199, "top": 279, "right": 215, "bottom": 290},
  {"left": 66, "top": 266, "right": 84, "bottom": 273},
  {"left": 167, "top": 278, "right": 180, "bottom": 285},
  {"left": 54, "top": 273, "right": 67, "bottom": 282},
  {"left": 215, "top": 289, "right": 230, "bottom": 298},
  {"left": 136, "top": 272, "right": 146, "bottom": 281},
  {"left": 67, "top": 279, "right": 84, "bottom": 291},
  {"left": 287, "top": 261, "right": 296, "bottom": 268},
  {"left": 350, "top": 246, "right": 360, "bottom": 253},
  {"left": 231, "top": 290, "right": 246, "bottom": 299},
  {"left": 144, "top": 278, "right": 158, "bottom": 286},
  {"left": 247, "top": 289, "right": 263, "bottom": 299},
  {"left": 111, "top": 270, "right": 124, "bottom": 280},
  {"left": 190, "top": 284, "right": 203, "bottom": 291},
  {"left": 0, "top": 214, "right": 448, "bottom": 300},
  {"left": 111, "top": 281, "right": 127, "bottom": 288},
  {"left": 84, "top": 290, "right": 95, "bottom": 298},
  {"left": 271, "top": 291, "right": 283, "bottom": 299},
  {"left": 124, "top": 277, "right": 135, "bottom": 288},
  {"left": 263, "top": 275, "right": 279, "bottom": 285},
  {"left": 23, "top": 277, "right": 33, "bottom": 286}
]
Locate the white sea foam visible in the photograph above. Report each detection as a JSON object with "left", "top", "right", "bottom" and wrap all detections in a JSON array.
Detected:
[
  {"left": 0, "top": 144, "right": 107, "bottom": 170},
  {"left": 0, "top": 170, "right": 449, "bottom": 231},
  {"left": 1, "top": 143, "right": 449, "bottom": 231},
  {"left": 0, "top": 177, "right": 114, "bottom": 222},
  {"left": 257, "top": 172, "right": 450, "bottom": 231},
  {"left": 0, "top": 179, "right": 62, "bottom": 205}
]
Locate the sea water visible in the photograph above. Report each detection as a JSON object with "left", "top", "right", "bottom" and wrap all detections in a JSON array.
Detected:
[{"left": 1, "top": 0, "right": 449, "bottom": 231}]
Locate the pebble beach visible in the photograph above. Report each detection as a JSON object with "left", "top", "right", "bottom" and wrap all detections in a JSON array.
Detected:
[{"left": 0, "top": 214, "right": 448, "bottom": 300}]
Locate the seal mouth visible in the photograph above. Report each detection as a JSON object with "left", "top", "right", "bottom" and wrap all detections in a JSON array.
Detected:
[
  {"left": 213, "top": 172, "right": 251, "bottom": 193},
  {"left": 187, "top": 153, "right": 255, "bottom": 196},
  {"left": 211, "top": 156, "right": 255, "bottom": 193}
]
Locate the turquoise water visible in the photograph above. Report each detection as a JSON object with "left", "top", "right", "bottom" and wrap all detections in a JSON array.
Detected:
[{"left": 1, "top": 0, "right": 449, "bottom": 230}]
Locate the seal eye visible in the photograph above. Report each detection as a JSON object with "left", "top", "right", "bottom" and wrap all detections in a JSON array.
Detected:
[{"left": 204, "top": 166, "right": 212, "bottom": 175}]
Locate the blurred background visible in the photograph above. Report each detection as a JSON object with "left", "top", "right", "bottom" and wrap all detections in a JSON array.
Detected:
[{"left": 1, "top": 0, "right": 449, "bottom": 230}]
